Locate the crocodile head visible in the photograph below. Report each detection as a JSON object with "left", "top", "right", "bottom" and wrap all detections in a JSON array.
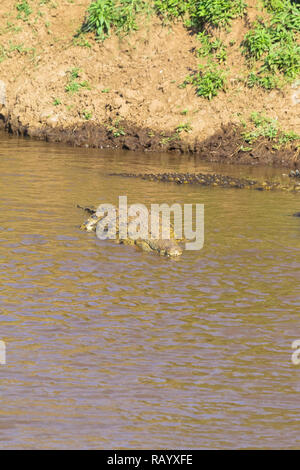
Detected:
[
  {"left": 140, "top": 238, "right": 183, "bottom": 257},
  {"left": 80, "top": 214, "right": 102, "bottom": 232}
]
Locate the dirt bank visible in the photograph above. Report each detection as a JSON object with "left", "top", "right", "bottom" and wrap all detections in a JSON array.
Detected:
[{"left": 0, "top": 0, "right": 299, "bottom": 168}]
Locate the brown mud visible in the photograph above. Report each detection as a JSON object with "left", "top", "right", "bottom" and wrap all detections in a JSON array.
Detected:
[{"left": 1, "top": 116, "right": 299, "bottom": 169}]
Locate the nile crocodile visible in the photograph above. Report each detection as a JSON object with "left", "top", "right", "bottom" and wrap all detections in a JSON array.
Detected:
[
  {"left": 78, "top": 205, "right": 183, "bottom": 257},
  {"left": 110, "top": 172, "right": 300, "bottom": 192}
]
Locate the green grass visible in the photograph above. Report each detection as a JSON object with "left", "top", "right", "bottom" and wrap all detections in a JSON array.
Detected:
[
  {"left": 16, "top": 0, "right": 32, "bottom": 21},
  {"left": 181, "top": 64, "right": 226, "bottom": 99},
  {"left": 82, "top": 0, "right": 152, "bottom": 40},
  {"left": 83, "top": 110, "right": 93, "bottom": 120},
  {"left": 65, "top": 68, "right": 91, "bottom": 94},
  {"left": 0, "top": 45, "right": 7, "bottom": 63},
  {"left": 241, "top": 0, "right": 300, "bottom": 89},
  {"left": 196, "top": 32, "right": 227, "bottom": 63},
  {"left": 107, "top": 118, "right": 126, "bottom": 137},
  {"left": 0, "top": 22, "right": 22, "bottom": 34},
  {"left": 190, "top": 0, "right": 246, "bottom": 28},
  {"left": 242, "top": 23, "right": 273, "bottom": 60},
  {"left": 72, "top": 35, "right": 92, "bottom": 48},
  {"left": 241, "top": 112, "right": 300, "bottom": 147},
  {"left": 175, "top": 122, "right": 193, "bottom": 133},
  {"left": 80, "top": 0, "right": 299, "bottom": 98},
  {"left": 154, "top": 0, "right": 191, "bottom": 21},
  {"left": 82, "top": 0, "right": 248, "bottom": 40},
  {"left": 246, "top": 72, "right": 281, "bottom": 90},
  {"left": 0, "top": 40, "right": 36, "bottom": 62},
  {"left": 262, "top": 43, "right": 300, "bottom": 78},
  {"left": 242, "top": 112, "right": 278, "bottom": 143}
]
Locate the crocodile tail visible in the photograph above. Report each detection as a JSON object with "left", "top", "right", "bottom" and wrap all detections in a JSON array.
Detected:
[{"left": 77, "top": 204, "right": 96, "bottom": 215}]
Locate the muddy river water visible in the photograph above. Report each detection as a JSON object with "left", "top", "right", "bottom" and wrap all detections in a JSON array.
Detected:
[{"left": 0, "top": 131, "right": 299, "bottom": 449}]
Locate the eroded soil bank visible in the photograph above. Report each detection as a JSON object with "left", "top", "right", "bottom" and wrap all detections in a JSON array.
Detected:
[
  {"left": 0, "top": 0, "right": 299, "bottom": 168},
  {"left": 1, "top": 117, "right": 299, "bottom": 168}
]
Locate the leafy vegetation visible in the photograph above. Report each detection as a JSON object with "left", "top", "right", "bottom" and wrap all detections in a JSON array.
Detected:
[
  {"left": 106, "top": 118, "right": 126, "bottom": 137},
  {"left": 82, "top": 0, "right": 152, "bottom": 40},
  {"left": 242, "top": 112, "right": 300, "bottom": 147},
  {"left": 175, "top": 122, "right": 193, "bottom": 133},
  {"left": 82, "top": 0, "right": 248, "bottom": 39},
  {"left": 246, "top": 72, "right": 281, "bottom": 90},
  {"left": 181, "top": 64, "right": 226, "bottom": 100},
  {"left": 81, "top": 0, "right": 249, "bottom": 100},
  {"left": 65, "top": 68, "right": 91, "bottom": 94},
  {"left": 242, "top": 0, "right": 300, "bottom": 89},
  {"left": 189, "top": 0, "right": 246, "bottom": 29},
  {"left": 196, "top": 32, "right": 227, "bottom": 63},
  {"left": 154, "top": 0, "right": 191, "bottom": 21},
  {"left": 16, "top": 0, "right": 32, "bottom": 21},
  {"left": 83, "top": 110, "right": 93, "bottom": 120},
  {"left": 0, "top": 40, "right": 36, "bottom": 63},
  {"left": 72, "top": 35, "right": 92, "bottom": 48}
]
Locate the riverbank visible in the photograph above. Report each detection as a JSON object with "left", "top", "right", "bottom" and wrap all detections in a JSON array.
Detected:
[{"left": 0, "top": 0, "right": 299, "bottom": 168}]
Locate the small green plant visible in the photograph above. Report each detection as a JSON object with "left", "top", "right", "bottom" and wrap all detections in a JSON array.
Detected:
[
  {"left": 16, "top": 0, "right": 32, "bottom": 21},
  {"left": 8, "top": 42, "right": 25, "bottom": 53},
  {"left": 53, "top": 98, "right": 61, "bottom": 106},
  {"left": 154, "top": 0, "right": 190, "bottom": 20},
  {"left": 277, "top": 130, "right": 300, "bottom": 146},
  {"left": 70, "top": 67, "right": 80, "bottom": 79},
  {"left": 72, "top": 35, "right": 92, "bottom": 48},
  {"left": 182, "top": 64, "right": 226, "bottom": 100},
  {"left": 160, "top": 132, "right": 181, "bottom": 145},
  {"left": 101, "top": 88, "right": 110, "bottom": 93},
  {"left": 262, "top": 43, "right": 300, "bottom": 78},
  {"left": 65, "top": 68, "right": 91, "bottom": 94},
  {"left": 107, "top": 119, "right": 125, "bottom": 137},
  {"left": 175, "top": 122, "right": 193, "bottom": 133},
  {"left": 83, "top": 110, "right": 93, "bottom": 120},
  {"left": 262, "top": 0, "right": 288, "bottom": 11},
  {"left": 271, "top": 7, "right": 300, "bottom": 33},
  {"left": 240, "top": 112, "right": 300, "bottom": 148},
  {"left": 242, "top": 112, "right": 278, "bottom": 143},
  {"left": 190, "top": 0, "right": 246, "bottom": 29},
  {"left": 82, "top": 0, "right": 151, "bottom": 41},
  {"left": 196, "top": 32, "right": 227, "bottom": 63},
  {"left": 263, "top": 0, "right": 300, "bottom": 31},
  {"left": 242, "top": 23, "right": 273, "bottom": 60},
  {"left": 246, "top": 71, "right": 281, "bottom": 90},
  {"left": 2, "top": 22, "right": 22, "bottom": 33}
]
